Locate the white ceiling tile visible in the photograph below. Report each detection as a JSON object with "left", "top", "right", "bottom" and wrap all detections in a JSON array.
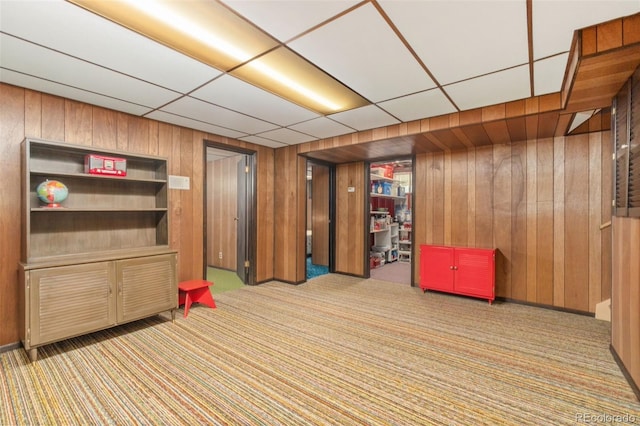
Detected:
[
  {"left": 328, "top": 105, "right": 400, "bottom": 131},
  {"left": 220, "top": 0, "right": 360, "bottom": 42},
  {"left": 378, "top": 89, "right": 457, "bottom": 122},
  {"left": 533, "top": 0, "right": 640, "bottom": 60},
  {"left": 0, "top": 69, "right": 153, "bottom": 116},
  {"left": 146, "top": 110, "right": 247, "bottom": 139},
  {"left": 288, "top": 3, "right": 435, "bottom": 103},
  {"left": 254, "top": 128, "right": 317, "bottom": 145},
  {"left": 568, "top": 110, "right": 596, "bottom": 133},
  {"left": 160, "top": 97, "right": 279, "bottom": 134},
  {"left": 444, "top": 65, "right": 531, "bottom": 111},
  {"left": 289, "top": 117, "right": 355, "bottom": 139},
  {"left": 534, "top": 53, "right": 569, "bottom": 96},
  {"left": 0, "top": 0, "right": 221, "bottom": 93},
  {"left": 191, "top": 75, "right": 319, "bottom": 126},
  {"left": 379, "top": 0, "right": 528, "bottom": 85},
  {"left": 239, "top": 135, "right": 288, "bottom": 148},
  {"left": 0, "top": 34, "right": 180, "bottom": 108}
]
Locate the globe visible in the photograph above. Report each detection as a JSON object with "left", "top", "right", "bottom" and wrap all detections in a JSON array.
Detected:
[{"left": 36, "top": 179, "right": 69, "bottom": 208}]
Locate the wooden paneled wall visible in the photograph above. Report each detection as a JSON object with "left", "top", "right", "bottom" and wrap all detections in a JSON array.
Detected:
[
  {"left": 0, "top": 83, "right": 276, "bottom": 347},
  {"left": 611, "top": 216, "right": 640, "bottom": 393},
  {"left": 413, "top": 133, "right": 613, "bottom": 313},
  {"left": 335, "top": 162, "right": 366, "bottom": 276},
  {"left": 273, "top": 145, "right": 306, "bottom": 283},
  {"left": 206, "top": 155, "right": 241, "bottom": 269},
  {"left": 311, "top": 165, "right": 330, "bottom": 267}
]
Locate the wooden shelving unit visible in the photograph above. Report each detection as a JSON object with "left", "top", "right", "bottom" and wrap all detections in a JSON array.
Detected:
[{"left": 19, "top": 138, "right": 177, "bottom": 361}]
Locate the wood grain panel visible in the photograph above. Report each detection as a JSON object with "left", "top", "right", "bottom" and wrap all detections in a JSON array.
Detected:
[
  {"left": 493, "top": 144, "right": 513, "bottom": 298},
  {"left": 0, "top": 83, "right": 25, "bottom": 345},
  {"left": 41, "top": 94, "right": 65, "bottom": 141},
  {"left": 601, "top": 131, "right": 613, "bottom": 301},
  {"left": 510, "top": 142, "right": 527, "bottom": 301},
  {"left": 24, "top": 90, "right": 41, "bottom": 139},
  {"left": 564, "top": 134, "right": 590, "bottom": 311},
  {"left": 207, "top": 156, "right": 239, "bottom": 270},
  {"left": 553, "top": 137, "right": 566, "bottom": 307},
  {"left": 190, "top": 132, "right": 204, "bottom": 280},
  {"left": 312, "top": 165, "right": 330, "bottom": 266},
  {"left": 443, "top": 153, "right": 452, "bottom": 244},
  {"left": 65, "top": 100, "right": 92, "bottom": 146},
  {"left": 256, "top": 145, "right": 275, "bottom": 282},
  {"left": 588, "top": 132, "right": 603, "bottom": 312},
  {"left": 179, "top": 129, "right": 196, "bottom": 279},
  {"left": 474, "top": 146, "right": 494, "bottom": 248},
  {"left": 536, "top": 138, "right": 555, "bottom": 305},
  {"left": 450, "top": 150, "right": 468, "bottom": 246},
  {"left": 297, "top": 154, "right": 307, "bottom": 283},
  {"left": 431, "top": 152, "right": 445, "bottom": 245},
  {"left": 467, "top": 148, "right": 476, "bottom": 247},
  {"left": 526, "top": 139, "right": 537, "bottom": 303},
  {"left": 274, "top": 146, "right": 300, "bottom": 282},
  {"left": 92, "top": 108, "right": 118, "bottom": 150},
  {"left": 611, "top": 217, "right": 640, "bottom": 392},
  {"left": 335, "top": 162, "right": 365, "bottom": 276}
]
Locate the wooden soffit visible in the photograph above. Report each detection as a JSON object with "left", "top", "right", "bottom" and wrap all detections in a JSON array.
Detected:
[{"left": 301, "top": 13, "right": 640, "bottom": 164}]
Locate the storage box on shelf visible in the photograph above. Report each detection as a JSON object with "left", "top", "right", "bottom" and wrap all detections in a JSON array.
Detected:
[
  {"left": 419, "top": 244, "right": 495, "bottom": 304},
  {"left": 19, "top": 138, "right": 178, "bottom": 361}
]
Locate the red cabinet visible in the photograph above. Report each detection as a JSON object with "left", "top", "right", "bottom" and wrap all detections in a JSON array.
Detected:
[{"left": 420, "top": 245, "right": 496, "bottom": 304}]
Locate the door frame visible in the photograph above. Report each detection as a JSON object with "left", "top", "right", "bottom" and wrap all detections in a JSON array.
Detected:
[
  {"left": 305, "top": 158, "right": 336, "bottom": 277},
  {"left": 203, "top": 140, "right": 257, "bottom": 285},
  {"left": 365, "top": 155, "right": 415, "bottom": 285}
]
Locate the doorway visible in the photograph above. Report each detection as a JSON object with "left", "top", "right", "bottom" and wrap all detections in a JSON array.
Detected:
[
  {"left": 204, "top": 143, "right": 256, "bottom": 291},
  {"left": 368, "top": 158, "right": 413, "bottom": 285},
  {"left": 306, "top": 160, "right": 334, "bottom": 280}
]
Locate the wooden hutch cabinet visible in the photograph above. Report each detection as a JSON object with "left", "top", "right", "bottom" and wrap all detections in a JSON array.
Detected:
[
  {"left": 420, "top": 244, "right": 496, "bottom": 304},
  {"left": 19, "top": 138, "right": 177, "bottom": 361}
]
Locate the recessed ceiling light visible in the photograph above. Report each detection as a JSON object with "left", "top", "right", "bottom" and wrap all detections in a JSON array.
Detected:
[{"left": 67, "top": 0, "right": 369, "bottom": 114}]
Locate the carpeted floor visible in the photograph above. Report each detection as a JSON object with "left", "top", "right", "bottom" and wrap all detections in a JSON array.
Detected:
[
  {"left": 306, "top": 256, "right": 329, "bottom": 280},
  {"left": 1, "top": 274, "right": 639, "bottom": 425},
  {"left": 206, "top": 267, "right": 244, "bottom": 294}
]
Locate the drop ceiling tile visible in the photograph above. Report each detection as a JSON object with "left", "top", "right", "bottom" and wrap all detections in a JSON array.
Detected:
[
  {"left": 444, "top": 65, "right": 531, "bottom": 112},
  {"left": 146, "top": 110, "right": 247, "bottom": 139},
  {"left": 0, "top": 69, "right": 153, "bottom": 116},
  {"left": 378, "top": 89, "right": 457, "bottom": 122},
  {"left": 288, "top": 117, "right": 355, "bottom": 139},
  {"left": 328, "top": 105, "right": 400, "bottom": 131},
  {"left": 221, "top": 0, "right": 360, "bottom": 42},
  {"left": 254, "top": 127, "right": 316, "bottom": 145},
  {"left": 379, "top": 0, "right": 528, "bottom": 85},
  {"left": 191, "top": 75, "right": 319, "bottom": 126},
  {"left": 239, "top": 135, "right": 288, "bottom": 148},
  {"left": 160, "top": 97, "right": 279, "bottom": 134},
  {"left": 534, "top": 53, "right": 569, "bottom": 96},
  {"left": 288, "top": 3, "right": 435, "bottom": 103},
  {"left": 0, "top": 0, "right": 221, "bottom": 93},
  {"left": 0, "top": 34, "right": 180, "bottom": 108},
  {"left": 533, "top": 0, "right": 640, "bottom": 60},
  {"left": 568, "top": 110, "right": 595, "bottom": 133}
]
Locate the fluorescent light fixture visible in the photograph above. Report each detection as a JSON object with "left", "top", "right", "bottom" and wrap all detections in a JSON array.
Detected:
[{"left": 67, "top": 0, "right": 369, "bottom": 114}]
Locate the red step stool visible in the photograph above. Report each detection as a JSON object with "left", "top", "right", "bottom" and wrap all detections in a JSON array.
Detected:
[{"left": 178, "top": 280, "right": 216, "bottom": 318}]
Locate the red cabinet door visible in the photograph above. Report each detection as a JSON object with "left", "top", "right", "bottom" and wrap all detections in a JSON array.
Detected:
[
  {"left": 420, "top": 245, "right": 455, "bottom": 292},
  {"left": 454, "top": 248, "right": 495, "bottom": 300}
]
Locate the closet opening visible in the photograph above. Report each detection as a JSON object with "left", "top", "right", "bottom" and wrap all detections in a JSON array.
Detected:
[
  {"left": 368, "top": 158, "right": 413, "bottom": 285},
  {"left": 306, "top": 160, "right": 334, "bottom": 280}
]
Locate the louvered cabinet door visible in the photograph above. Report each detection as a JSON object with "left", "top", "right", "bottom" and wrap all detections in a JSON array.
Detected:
[
  {"left": 27, "top": 262, "right": 116, "bottom": 348},
  {"left": 116, "top": 254, "right": 177, "bottom": 323}
]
